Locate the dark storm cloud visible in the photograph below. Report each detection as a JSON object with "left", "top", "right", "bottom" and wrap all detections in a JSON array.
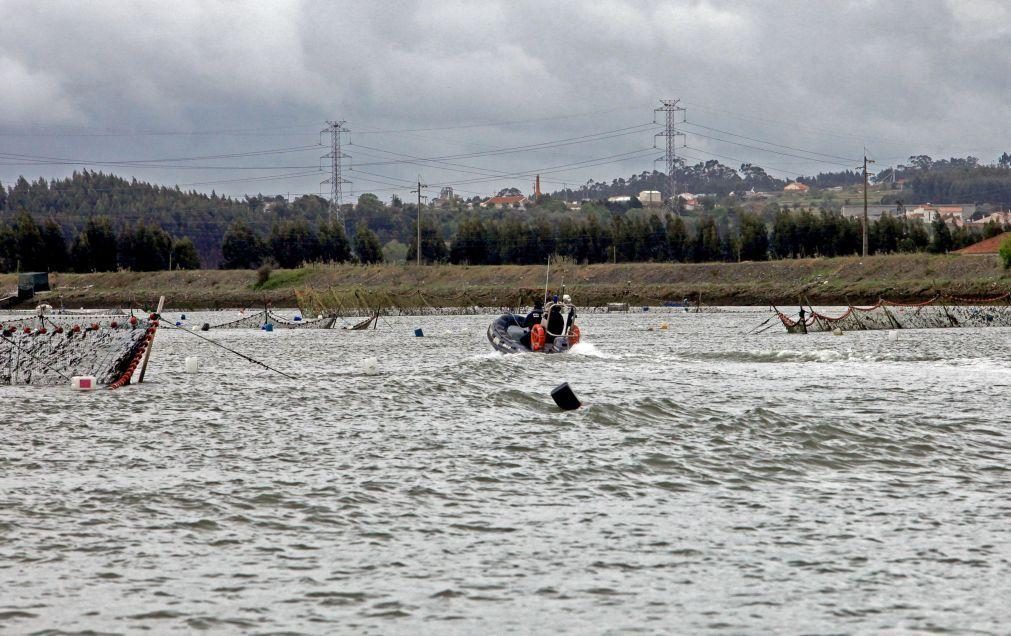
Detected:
[{"left": 0, "top": 0, "right": 1007, "bottom": 197}]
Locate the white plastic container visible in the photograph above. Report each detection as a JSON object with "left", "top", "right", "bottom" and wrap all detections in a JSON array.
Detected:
[
  {"left": 361, "top": 357, "right": 378, "bottom": 376},
  {"left": 185, "top": 357, "right": 200, "bottom": 373},
  {"left": 71, "top": 376, "right": 96, "bottom": 391}
]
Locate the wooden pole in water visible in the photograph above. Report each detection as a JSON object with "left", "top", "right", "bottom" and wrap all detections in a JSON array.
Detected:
[{"left": 138, "top": 295, "right": 165, "bottom": 384}]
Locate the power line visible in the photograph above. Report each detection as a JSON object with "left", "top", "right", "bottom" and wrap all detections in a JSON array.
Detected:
[
  {"left": 349, "top": 123, "right": 658, "bottom": 166},
  {"left": 0, "top": 144, "right": 322, "bottom": 167},
  {"left": 351, "top": 105, "right": 649, "bottom": 134},
  {"left": 0, "top": 123, "right": 322, "bottom": 138},
  {"left": 682, "top": 121, "right": 860, "bottom": 163},
  {"left": 685, "top": 130, "right": 855, "bottom": 167},
  {"left": 680, "top": 145, "right": 801, "bottom": 178}
]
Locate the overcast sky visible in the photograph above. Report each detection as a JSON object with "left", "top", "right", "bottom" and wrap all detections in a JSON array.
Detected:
[{"left": 0, "top": 0, "right": 1008, "bottom": 202}]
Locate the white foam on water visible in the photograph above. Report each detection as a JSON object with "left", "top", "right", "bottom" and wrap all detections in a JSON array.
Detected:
[{"left": 570, "top": 342, "right": 609, "bottom": 358}]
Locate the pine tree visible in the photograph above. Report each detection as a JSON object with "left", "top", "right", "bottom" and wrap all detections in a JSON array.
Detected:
[
  {"left": 692, "top": 216, "right": 722, "bottom": 262},
  {"left": 738, "top": 212, "right": 769, "bottom": 261},
  {"left": 70, "top": 233, "right": 93, "bottom": 273},
  {"left": 40, "top": 219, "right": 69, "bottom": 272},
  {"left": 666, "top": 214, "right": 688, "bottom": 262},
  {"left": 319, "top": 219, "right": 352, "bottom": 263},
  {"left": 222, "top": 220, "right": 265, "bottom": 269},
  {"left": 269, "top": 219, "right": 320, "bottom": 268},
  {"left": 0, "top": 224, "right": 15, "bottom": 272},
  {"left": 929, "top": 216, "right": 953, "bottom": 253},
  {"left": 450, "top": 216, "right": 488, "bottom": 264},
  {"left": 13, "top": 212, "right": 45, "bottom": 270},
  {"left": 406, "top": 218, "right": 448, "bottom": 264},
  {"left": 171, "top": 237, "right": 201, "bottom": 269},
  {"left": 353, "top": 223, "right": 384, "bottom": 264}
]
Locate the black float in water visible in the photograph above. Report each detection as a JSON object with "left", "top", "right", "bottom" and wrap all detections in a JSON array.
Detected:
[
  {"left": 414, "top": 328, "right": 424, "bottom": 337},
  {"left": 201, "top": 323, "right": 211, "bottom": 331},
  {"left": 551, "top": 382, "right": 582, "bottom": 410}
]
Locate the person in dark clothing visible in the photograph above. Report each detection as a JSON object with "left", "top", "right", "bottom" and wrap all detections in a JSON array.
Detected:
[
  {"left": 519, "top": 299, "right": 544, "bottom": 349},
  {"left": 546, "top": 303, "right": 565, "bottom": 338},
  {"left": 524, "top": 299, "right": 544, "bottom": 328}
]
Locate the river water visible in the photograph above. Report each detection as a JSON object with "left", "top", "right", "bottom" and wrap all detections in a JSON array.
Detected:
[{"left": 2, "top": 308, "right": 1010, "bottom": 634}]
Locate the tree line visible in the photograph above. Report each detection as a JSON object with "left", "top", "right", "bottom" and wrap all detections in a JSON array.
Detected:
[
  {"left": 443, "top": 207, "right": 1000, "bottom": 265},
  {"left": 0, "top": 212, "right": 201, "bottom": 273},
  {"left": 2, "top": 202, "right": 1005, "bottom": 274},
  {"left": 1, "top": 154, "right": 1009, "bottom": 273}
]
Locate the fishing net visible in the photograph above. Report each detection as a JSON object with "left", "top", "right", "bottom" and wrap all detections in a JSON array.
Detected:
[
  {"left": 0, "top": 316, "right": 155, "bottom": 386},
  {"left": 207, "top": 309, "right": 336, "bottom": 329},
  {"left": 777, "top": 294, "right": 1011, "bottom": 333}
]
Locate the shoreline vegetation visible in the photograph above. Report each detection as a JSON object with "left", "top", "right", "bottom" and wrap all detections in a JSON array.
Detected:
[{"left": 1, "top": 253, "right": 1008, "bottom": 312}]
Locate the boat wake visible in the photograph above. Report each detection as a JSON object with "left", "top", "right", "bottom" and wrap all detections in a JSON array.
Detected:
[{"left": 569, "top": 342, "right": 609, "bottom": 357}]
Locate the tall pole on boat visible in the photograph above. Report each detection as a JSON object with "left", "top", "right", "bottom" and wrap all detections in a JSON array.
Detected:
[{"left": 544, "top": 256, "right": 550, "bottom": 305}]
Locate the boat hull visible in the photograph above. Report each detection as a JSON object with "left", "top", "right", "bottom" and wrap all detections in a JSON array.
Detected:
[{"left": 487, "top": 314, "right": 572, "bottom": 354}]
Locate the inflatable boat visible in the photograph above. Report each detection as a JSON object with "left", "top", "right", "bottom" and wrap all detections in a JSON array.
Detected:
[{"left": 487, "top": 303, "right": 581, "bottom": 354}]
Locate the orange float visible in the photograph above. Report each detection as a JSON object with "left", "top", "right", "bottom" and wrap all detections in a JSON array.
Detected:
[{"left": 530, "top": 324, "right": 546, "bottom": 351}]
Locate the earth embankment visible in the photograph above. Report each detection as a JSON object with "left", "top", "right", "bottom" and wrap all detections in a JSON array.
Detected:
[{"left": 1, "top": 253, "right": 1007, "bottom": 310}]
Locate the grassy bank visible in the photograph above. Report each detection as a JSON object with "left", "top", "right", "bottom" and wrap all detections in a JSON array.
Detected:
[{"left": 1, "top": 253, "right": 1008, "bottom": 311}]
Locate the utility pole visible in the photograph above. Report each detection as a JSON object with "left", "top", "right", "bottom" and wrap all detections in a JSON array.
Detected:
[
  {"left": 411, "top": 178, "right": 427, "bottom": 266},
  {"left": 655, "top": 99, "right": 686, "bottom": 213},
  {"left": 861, "top": 153, "right": 875, "bottom": 257},
  {"left": 320, "top": 120, "right": 351, "bottom": 227}
]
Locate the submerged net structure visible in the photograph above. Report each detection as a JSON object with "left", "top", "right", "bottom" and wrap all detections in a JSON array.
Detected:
[
  {"left": 0, "top": 313, "right": 157, "bottom": 386},
  {"left": 209, "top": 309, "right": 337, "bottom": 330},
  {"left": 296, "top": 287, "right": 501, "bottom": 317},
  {"left": 777, "top": 293, "right": 1011, "bottom": 333}
]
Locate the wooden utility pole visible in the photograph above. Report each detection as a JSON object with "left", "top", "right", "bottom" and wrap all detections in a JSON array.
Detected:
[
  {"left": 411, "top": 179, "right": 427, "bottom": 266},
  {"left": 862, "top": 154, "right": 875, "bottom": 257}
]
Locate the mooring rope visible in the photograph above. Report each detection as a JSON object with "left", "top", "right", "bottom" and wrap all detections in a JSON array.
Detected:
[{"left": 162, "top": 323, "right": 295, "bottom": 379}]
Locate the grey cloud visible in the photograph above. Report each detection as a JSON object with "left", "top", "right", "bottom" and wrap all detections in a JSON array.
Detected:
[{"left": 0, "top": 0, "right": 1007, "bottom": 197}]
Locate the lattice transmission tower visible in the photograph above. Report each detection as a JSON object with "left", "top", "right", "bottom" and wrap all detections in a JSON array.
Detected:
[
  {"left": 654, "top": 99, "right": 686, "bottom": 212},
  {"left": 321, "top": 120, "right": 351, "bottom": 224}
]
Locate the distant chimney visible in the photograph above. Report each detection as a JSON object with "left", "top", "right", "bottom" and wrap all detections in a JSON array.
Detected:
[{"left": 535, "top": 175, "right": 541, "bottom": 199}]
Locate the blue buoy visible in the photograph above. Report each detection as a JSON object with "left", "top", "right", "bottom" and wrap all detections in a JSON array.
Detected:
[
  {"left": 414, "top": 328, "right": 424, "bottom": 337},
  {"left": 263, "top": 323, "right": 274, "bottom": 332},
  {"left": 294, "top": 315, "right": 302, "bottom": 321},
  {"left": 642, "top": 306, "right": 649, "bottom": 312},
  {"left": 175, "top": 321, "right": 182, "bottom": 326}
]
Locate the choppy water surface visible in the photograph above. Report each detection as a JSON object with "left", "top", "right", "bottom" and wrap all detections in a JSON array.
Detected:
[{"left": 2, "top": 308, "right": 1011, "bottom": 633}]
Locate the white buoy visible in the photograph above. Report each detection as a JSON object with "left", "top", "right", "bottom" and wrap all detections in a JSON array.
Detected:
[
  {"left": 185, "top": 356, "right": 201, "bottom": 373},
  {"left": 361, "top": 357, "right": 378, "bottom": 375},
  {"left": 71, "top": 376, "right": 96, "bottom": 391},
  {"left": 191, "top": 325, "right": 199, "bottom": 331},
  {"left": 888, "top": 330, "right": 899, "bottom": 340},
  {"left": 833, "top": 327, "right": 844, "bottom": 336}
]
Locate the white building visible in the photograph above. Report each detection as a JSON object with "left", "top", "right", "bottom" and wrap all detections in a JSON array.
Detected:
[{"left": 638, "top": 190, "right": 663, "bottom": 206}]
